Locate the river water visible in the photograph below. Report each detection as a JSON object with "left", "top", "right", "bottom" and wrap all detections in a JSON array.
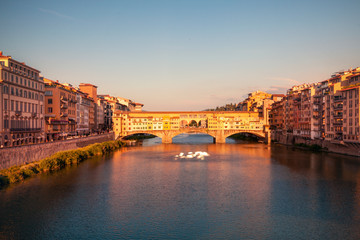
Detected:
[{"left": 1, "top": 134, "right": 360, "bottom": 239}]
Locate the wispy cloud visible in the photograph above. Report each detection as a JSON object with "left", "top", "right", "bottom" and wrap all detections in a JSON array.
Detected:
[
  {"left": 38, "top": 8, "right": 74, "bottom": 20},
  {"left": 269, "top": 77, "right": 300, "bottom": 85},
  {"left": 267, "top": 85, "right": 289, "bottom": 94}
]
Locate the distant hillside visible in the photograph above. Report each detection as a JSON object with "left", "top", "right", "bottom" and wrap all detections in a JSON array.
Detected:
[{"left": 204, "top": 103, "right": 237, "bottom": 111}]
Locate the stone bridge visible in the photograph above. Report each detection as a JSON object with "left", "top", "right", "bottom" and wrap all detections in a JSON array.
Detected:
[{"left": 113, "top": 111, "right": 270, "bottom": 143}]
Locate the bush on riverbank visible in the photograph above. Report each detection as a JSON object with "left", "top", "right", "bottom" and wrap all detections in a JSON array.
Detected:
[{"left": 0, "top": 140, "right": 125, "bottom": 189}]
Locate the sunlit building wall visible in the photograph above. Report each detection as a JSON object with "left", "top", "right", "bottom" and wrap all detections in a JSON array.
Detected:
[{"left": 0, "top": 51, "right": 45, "bottom": 147}]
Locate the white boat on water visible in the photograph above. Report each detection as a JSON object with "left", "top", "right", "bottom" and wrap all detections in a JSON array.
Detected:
[{"left": 174, "top": 151, "right": 210, "bottom": 160}]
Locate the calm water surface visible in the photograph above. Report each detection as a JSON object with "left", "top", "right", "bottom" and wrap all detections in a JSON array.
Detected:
[{"left": 1, "top": 134, "right": 360, "bottom": 239}]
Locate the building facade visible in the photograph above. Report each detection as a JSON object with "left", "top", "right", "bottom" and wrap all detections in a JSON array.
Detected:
[
  {"left": 44, "top": 78, "right": 77, "bottom": 140},
  {"left": 0, "top": 52, "right": 45, "bottom": 147}
]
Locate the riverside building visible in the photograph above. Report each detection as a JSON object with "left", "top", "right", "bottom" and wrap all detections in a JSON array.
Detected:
[
  {"left": 269, "top": 67, "right": 360, "bottom": 144},
  {"left": 43, "top": 78, "right": 77, "bottom": 141},
  {"left": 0, "top": 51, "right": 45, "bottom": 147},
  {"left": 79, "top": 83, "right": 98, "bottom": 131}
]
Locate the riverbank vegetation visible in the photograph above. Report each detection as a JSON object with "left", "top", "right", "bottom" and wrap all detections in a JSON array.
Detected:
[
  {"left": 0, "top": 140, "right": 125, "bottom": 189},
  {"left": 204, "top": 103, "right": 237, "bottom": 111}
]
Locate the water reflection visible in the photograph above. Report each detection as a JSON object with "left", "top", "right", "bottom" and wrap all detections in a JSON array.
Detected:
[{"left": 0, "top": 135, "right": 360, "bottom": 239}]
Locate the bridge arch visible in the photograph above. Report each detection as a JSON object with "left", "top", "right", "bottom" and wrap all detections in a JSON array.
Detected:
[
  {"left": 224, "top": 131, "right": 265, "bottom": 139},
  {"left": 172, "top": 129, "right": 217, "bottom": 140},
  {"left": 118, "top": 131, "right": 163, "bottom": 140}
]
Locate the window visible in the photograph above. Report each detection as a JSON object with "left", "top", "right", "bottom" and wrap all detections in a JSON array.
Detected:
[
  {"left": 4, "top": 99, "right": 7, "bottom": 111},
  {"left": 24, "top": 91, "right": 27, "bottom": 98},
  {"left": 45, "top": 91, "right": 53, "bottom": 96},
  {"left": 24, "top": 103, "right": 27, "bottom": 112},
  {"left": 4, "top": 119, "right": 9, "bottom": 129},
  {"left": 24, "top": 79, "right": 26, "bottom": 86},
  {"left": 11, "top": 75, "right": 13, "bottom": 82},
  {"left": 15, "top": 88, "right": 18, "bottom": 96},
  {"left": 3, "top": 85, "right": 8, "bottom": 94},
  {"left": 11, "top": 100, "right": 14, "bottom": 111},
  {"left": 16, "top": 76, "right": 18, "bottom": 83},
  {"left": 19, "top": 89, "right": 22, "bottom": 97},
  {"left": 48, "top": 98, "right": 53, "bottom": 104},
  {"left": 48, "top": 107, "right": 53, "bottom": 113},
  {"left": 11, "top": 87, "right": 14, "bottom": 95}
]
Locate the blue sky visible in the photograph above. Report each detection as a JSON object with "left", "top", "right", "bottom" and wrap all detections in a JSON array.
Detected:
[{"left": 1, "top": 0, "right": 360, "bottom": 110}]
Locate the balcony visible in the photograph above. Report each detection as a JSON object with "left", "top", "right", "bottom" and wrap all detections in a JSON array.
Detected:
[
  {"left": 334, "top": 96, "right": 345, "bottom": 102},
  {"left": 68, "top": 118, "right": 76, "bottom": 124},
  {"left": 333, "top": 121, "right": 343, "bottom": 125},
  {"left": 333, "top": 105, "right": 343, "bottom": 110},
  {"left": 49, "top": 119, "right": 68, "bottom": 125},
  {"left": 61, "top": 104, "right": 68, "bottom": 109},
  {"left": 31, "top": 113, "right": 37, "bottom": 118},
  {"left": 335, "top": 129, "right": 343, "bottom": 134},
  {"left": 333, "top": 114, "right": 343, "bottom": 119},
  {"left": 10, "top": 128, "right": 41, "bottom": 133},
  {"left": 60, "top": 113, "right": 68, "bottom": 117},
  {"left": 15, "top": 110, "right": 22, "bottom": 116}
]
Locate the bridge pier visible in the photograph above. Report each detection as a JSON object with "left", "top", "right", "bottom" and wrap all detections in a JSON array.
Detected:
[
  {"left": 265, "top": 131, "right": 271, "bottom": 145},
  {"left": 264, "top": 125, "right": 271, "bottom": 145},
  {"left": 214, "top": 131, "right": 226, "bottom": 143},
  {"left": 162, "top": 135, "right": 173, "bottom": 144},
  {"left": 214, "top": 137, "right": 226, "bottom": 143}
]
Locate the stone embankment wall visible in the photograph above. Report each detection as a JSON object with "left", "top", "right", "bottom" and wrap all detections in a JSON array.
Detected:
[
  {"left": 271, "top": 131, "right": 360, "bottom": 156},
  {"left": 0, "top": 133, "right": 114, "bottom": 170}
]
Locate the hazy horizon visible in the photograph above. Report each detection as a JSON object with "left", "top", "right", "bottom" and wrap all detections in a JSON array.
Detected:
[{"left": 1, "top": 0, "right": 360, "bottom": 110}]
